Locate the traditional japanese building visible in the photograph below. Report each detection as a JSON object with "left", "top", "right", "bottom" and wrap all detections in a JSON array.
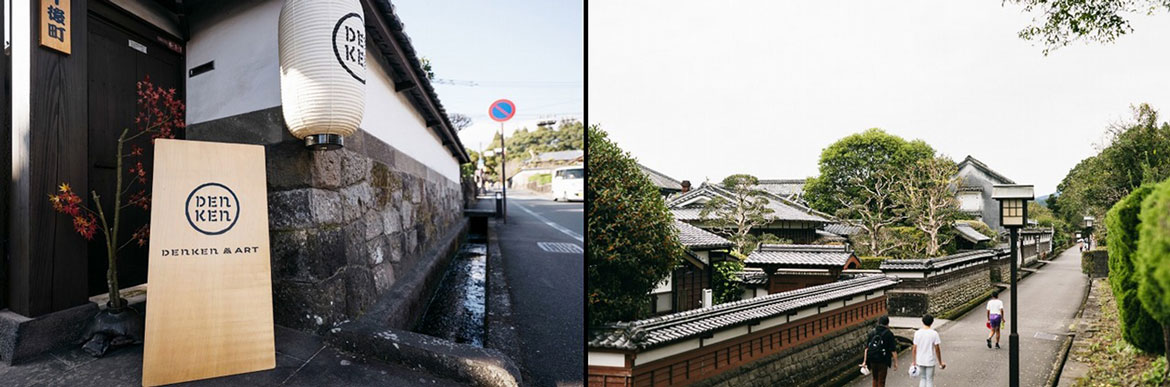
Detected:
[
  {"left": 745, "top": 244, "right": 862, "bottom": 293},
  {"left": 650, "top": 221, "right": 734, "bottom": 314},
  {"left": 956, "top": 155, "right": 1017, "bottom": 231},
  {"left": 638, "top": 164, "right": 684, "bottom": 198},
  {"left": 1, "top": 0, "right": 473, "bottom": 363},
  {"left": 668, "top": 183, "right": 833, "bottom": 244}
]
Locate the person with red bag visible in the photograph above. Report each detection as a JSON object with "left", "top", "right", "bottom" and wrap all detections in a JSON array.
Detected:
[{"left": 986, "top": 291, "right": 1005, "bottom": 349}]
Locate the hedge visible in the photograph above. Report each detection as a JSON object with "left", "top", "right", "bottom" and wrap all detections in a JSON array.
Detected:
[
  {"left": 1105, "top": 184, "right": 1163, "bottom": 353},
  {"left": 1136, "top": 178, "right": 1170, "bottom": 358}
]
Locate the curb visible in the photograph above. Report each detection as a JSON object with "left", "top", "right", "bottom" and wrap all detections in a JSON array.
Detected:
[{"left": 485, "top": 218, "right": 528, "bottom": 383}]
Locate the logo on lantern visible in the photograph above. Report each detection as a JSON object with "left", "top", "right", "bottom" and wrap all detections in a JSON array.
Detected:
[
  {"left": 185, "top": 182, "right": 241, "bottom": 235},
  {"left": 332, "top": 12, "right": 366, "bottom": 84}
]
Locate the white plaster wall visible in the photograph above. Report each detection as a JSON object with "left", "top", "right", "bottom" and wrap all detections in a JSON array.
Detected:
[
  {"left": 185, "top": 0, "right": 461, "bottom": 183},
  {"left": 186, "top": 0, "right": 282, "bottom": 124},
  {"left": 587, "top": 352, "right": 626, "bottom": 367},
  {"left": 362, "top": 55, "right": 460, "bottom": 182},
  {"left": 958, "top": 191, "right": 982, "bottom": 212}
]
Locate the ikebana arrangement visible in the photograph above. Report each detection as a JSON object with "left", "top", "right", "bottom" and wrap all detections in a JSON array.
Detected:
[{"left": 47, "top": 75, "right": 184, "bottom": 356}]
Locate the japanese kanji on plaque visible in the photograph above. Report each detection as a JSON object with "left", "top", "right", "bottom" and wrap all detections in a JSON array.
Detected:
[{"left": 40, "top": 0, "right": 71, "bottom": 54}]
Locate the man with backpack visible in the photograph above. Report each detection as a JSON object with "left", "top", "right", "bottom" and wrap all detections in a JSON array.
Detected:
[{"left": 860, "top": 315, "right": 898, "bottom": 387}]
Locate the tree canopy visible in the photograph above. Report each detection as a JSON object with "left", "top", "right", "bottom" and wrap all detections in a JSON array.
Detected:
[
  {"left": 587, "top": 125, "right": 683, "bottom": 326},
  {"left": 700, "top": 174, "right": 775, "bottom": 255},
  {"left": 804, "top": 128, "right": 935, "bottom": 215},
  {"left": 1006, "top": 0, "right": 1170, "bottom": 55},
  {"left": 1049, "top": 104, "right": 1170, "bottom": 241}
]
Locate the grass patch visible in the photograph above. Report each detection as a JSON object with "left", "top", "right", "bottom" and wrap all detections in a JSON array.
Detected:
[{"left": 1073, "top": 279, "right": 1166, "bottom": 386}]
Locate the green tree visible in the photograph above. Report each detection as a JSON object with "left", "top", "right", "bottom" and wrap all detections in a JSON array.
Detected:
[
  {"left": 1107, "top": 184, "right": 1165, "bottom": 354},
  {"left": 1052, "top": 104, "right": 1170, "bottom": 241},
  {"left": 897, "top": 156, "right": 962, "bottom": 257},
  {"left": 1005, "top": 0, "right": 1170, "bottom": 55},
  {"left": 804, "top": 128, "right": 934, "bottom": 215},
  {"left": 1136, "top": 178, "right": 1170, "bottom": 378},
  {"left": 587, "top": 125, "right": 683, "bottom": 325},
  {"left": 700, "top": 174, "right": 775, "bottom": 255},
  {"left": 712, "top": 260, "right": 745, "bottom": 304}
]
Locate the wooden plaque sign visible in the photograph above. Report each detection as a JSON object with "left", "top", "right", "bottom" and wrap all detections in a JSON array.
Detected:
[
  {"left": 40, "top": 0, "right": 71, "bottom": 54},
  {"left": 142, "top": 139, "right": 274, "bottom": 386}
]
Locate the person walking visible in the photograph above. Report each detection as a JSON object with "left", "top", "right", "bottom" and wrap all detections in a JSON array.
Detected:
[
  {"left": 987, "top": 291, "right": 1005, "bottom": 349},
  {"left": 860, "top": 316, "right": 898, "bottom": 387},
  {"left": 911, "top": 314, "right": 946, "bottom": 387}
]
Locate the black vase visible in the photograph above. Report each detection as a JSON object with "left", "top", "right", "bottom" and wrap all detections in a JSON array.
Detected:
[{"left": 82, "top": 303, "right": 145, "bottom": 357}]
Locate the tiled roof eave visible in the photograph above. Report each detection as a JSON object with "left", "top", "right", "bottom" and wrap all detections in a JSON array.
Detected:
[{"left": 588, "top": 276, "right": 899, "bottom": 350}]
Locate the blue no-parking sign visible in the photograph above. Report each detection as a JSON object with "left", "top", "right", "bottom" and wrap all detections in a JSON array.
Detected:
[{"left": 489, "top": 99, "right": 516, "bottom": 122}]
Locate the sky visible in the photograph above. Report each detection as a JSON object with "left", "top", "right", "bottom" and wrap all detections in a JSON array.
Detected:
[
  {"left": 589, "top": 1, "right": 1170, "bottom": 196},
  {"left": 393, "top": 1, "right": 584, "bottom": 153}
]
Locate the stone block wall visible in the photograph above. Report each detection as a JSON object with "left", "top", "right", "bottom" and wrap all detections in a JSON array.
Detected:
[
  {"left": 887, "top": 263, "right": 994, "bottom": 317},
  {"left": 189, "top": 107, "right": 467, "bottom": 334},
  {"left": 694, "top": 318, "right": 876, "bottom": 387}
]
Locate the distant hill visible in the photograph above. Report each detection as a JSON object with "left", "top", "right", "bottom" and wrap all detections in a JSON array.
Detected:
[{"left": 1036, "top": 194, "right": 1051, "bottom": 207}]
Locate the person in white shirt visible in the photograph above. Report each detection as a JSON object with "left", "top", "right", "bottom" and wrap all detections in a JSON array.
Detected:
[
  {"left": 911, "top": 314, "right": 946, "bottom": 387},
  {"left": 987, "top": 291, "right": 1005, "bottom": 349}
]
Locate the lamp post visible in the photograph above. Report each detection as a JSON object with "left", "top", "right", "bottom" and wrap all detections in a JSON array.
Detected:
[
  {"left": 1082, "top": 216, "right": 1095, "bottom": 250},
  {"left": 993, "top": 184, "right": 1034, "bottom": 387}
]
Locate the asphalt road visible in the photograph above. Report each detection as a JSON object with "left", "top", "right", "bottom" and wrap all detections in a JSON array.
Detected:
[
  {"left": 851, "top": 245, "right": 1087, "bottom": 387},
  {"left": 496, "top": 192, "right": 583, "bottom": 387}
]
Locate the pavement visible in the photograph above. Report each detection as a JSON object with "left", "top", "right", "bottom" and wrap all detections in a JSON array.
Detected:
[
  {"left": 850, "top": 245, "right": 1087, "bottom": 387},
  {"left": 0, "top": 325, "right": 463, "bottom": 386},
  {"left": 494, "top": 190, "right": 584, "bottom": 387}
]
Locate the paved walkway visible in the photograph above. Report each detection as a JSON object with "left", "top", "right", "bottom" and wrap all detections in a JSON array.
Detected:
[
  {"left": 851, "top": 245, "right": 1087, "bottom": 387},
  {"left": 0, "top": 326, "right": 462, "bottom": 386}
]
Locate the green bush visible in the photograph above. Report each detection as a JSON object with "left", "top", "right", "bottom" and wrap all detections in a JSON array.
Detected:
[
  {"left": 1136, "top": 177, "right": 1170, "bottom": 359},
  {"left": 528, "top": 173, "right": 552, "bottom": 185},
  {"left": 712, "top": 260, "right": 745, "bottom": 304},
  {"left": 859, "top": 256, "right": 890, "bottom": 270},
  {"left": 587, "top": 126, "right": 684, "bottom": 326},
  {"left": 1106, "top": 184, "right": 1164, "bottom": 353}
]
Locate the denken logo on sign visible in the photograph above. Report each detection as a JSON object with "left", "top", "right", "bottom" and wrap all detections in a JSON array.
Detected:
[
  {"left": 185, "top": 182, "right": 240, "bottom": 235},
  {"left": 332, "top": 12, "right": 366, "bottom": 84}
]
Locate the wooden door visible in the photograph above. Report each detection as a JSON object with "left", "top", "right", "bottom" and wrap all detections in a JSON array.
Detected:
[{"left": 86, "top": 11, "right": 184, "bottom": 297}]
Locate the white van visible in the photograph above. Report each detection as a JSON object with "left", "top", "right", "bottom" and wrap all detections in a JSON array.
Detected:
[{"left": 551, "top": 166, "right": 584, "bottom": 202}]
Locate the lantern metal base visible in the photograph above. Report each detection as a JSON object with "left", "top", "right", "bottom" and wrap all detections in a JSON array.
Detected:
[{"left": 305, "top": 134, "right": 343, "bottom": 151}]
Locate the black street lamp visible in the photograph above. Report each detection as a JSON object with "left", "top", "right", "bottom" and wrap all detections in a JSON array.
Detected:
[
  {"left": 1082, "top": 216, "right": 1095, "bottom": 250},
  {"left": 993, "top": 184, "right": 1033, "bottom": 387}
]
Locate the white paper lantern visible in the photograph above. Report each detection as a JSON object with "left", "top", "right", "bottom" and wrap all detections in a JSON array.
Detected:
[{"left": 278, "top": 0, "right": 367, "bottom": 150}]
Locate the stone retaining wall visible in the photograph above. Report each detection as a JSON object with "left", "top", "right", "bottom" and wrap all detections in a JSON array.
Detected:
[
  {"left": 693, "top": 318, "right": 875, "bottom": 387},
  {"left": 189, "top": 107, "right": 466, "bottom": 334},
  {"left": 887, "top": 263, "right": 993, "bottom": 317}
]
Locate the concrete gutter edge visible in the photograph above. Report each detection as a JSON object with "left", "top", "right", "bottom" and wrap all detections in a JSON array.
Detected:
[
  {"left": 485, "top": 218, "right": 527, "bottom": 381},
  {"left": 328, "top": 323, "right": 521, "bottom": 387}
]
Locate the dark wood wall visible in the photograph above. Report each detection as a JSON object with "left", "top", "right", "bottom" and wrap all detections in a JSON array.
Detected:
[
  {"left": 8, "top": 0, "right": 90, "bottom": 317},
  {"left": 0, "top": 0, "right": 8, "bottom": 310}
]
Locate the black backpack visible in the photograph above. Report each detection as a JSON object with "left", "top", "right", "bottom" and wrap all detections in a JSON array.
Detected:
[{"left": 866, "top": 327, "right": 891, "bottom": 363}]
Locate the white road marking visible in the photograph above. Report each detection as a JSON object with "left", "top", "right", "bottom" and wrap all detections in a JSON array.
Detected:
[
  {"left": 537, "top": 242, "right": 583, "bottom": 254},
  {"left": 514, "top": 201, "right": 584, "bottom": 242}
]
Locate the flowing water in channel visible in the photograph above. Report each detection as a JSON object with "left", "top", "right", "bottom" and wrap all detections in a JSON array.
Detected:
[{"left": 417, "top": 243, "right": 487, "bottom": 347}]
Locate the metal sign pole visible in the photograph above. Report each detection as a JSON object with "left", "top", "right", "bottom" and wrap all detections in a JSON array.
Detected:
[{"left": 500, "top": 122, "right": 507, "bottom": 223}]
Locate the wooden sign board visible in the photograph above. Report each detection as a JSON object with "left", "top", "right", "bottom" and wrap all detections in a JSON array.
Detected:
[
  {"left": 40, "top": 0, "right": 71, "bottom": 54},
  {"left": 142, "top": 139, "right": 274, "bottom": 386}
]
